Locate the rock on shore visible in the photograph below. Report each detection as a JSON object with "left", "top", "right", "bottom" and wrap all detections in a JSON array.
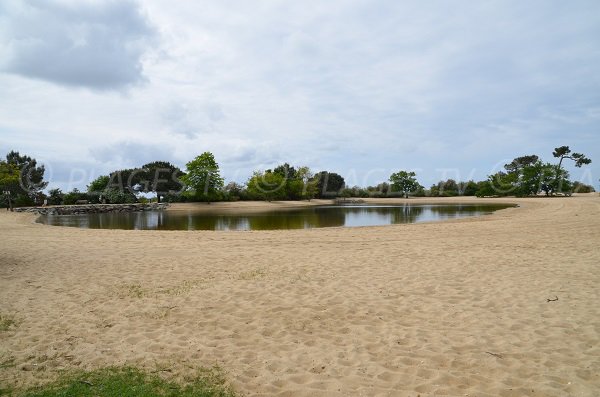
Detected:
[{"left": 13, "top": 203, "right": 169, "bottom": 215}]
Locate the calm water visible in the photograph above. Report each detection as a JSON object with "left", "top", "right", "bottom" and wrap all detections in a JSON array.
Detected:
[{"left": 38, "top": 204, "right": 515, "bottom": 231}]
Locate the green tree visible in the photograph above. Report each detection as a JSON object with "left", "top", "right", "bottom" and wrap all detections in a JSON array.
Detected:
[
  {"left": 138, "top": 161, "right": 185, "bottom": 203},
  {"left": 552, "top": 146, "right": 591, "bottom": 194},
  {"left": 459, "top": 181, "right": 478, "bottom": 196},
  {"left": 314, "top": 171, "right": 345, "bottom": 198},
  {"left": 366, "top": 182, "right": 390, "bottom": 198},
  {"left": 335, "top": 186, "right": 367, "bottom": 198},
  {"left": 389, "top": 171, "right": 422, "bottom": 198},
  {"left": 285, "top": 179, "right": 304, "bottom": 200},
  {"left": 519, "top": 161, "right": 543, "bottom": 196},
  {"left": 87, "top": 175, "right": 110, "bottom": 194},
  {"left": 47, "top": 188, "right": 64, "bottom": 205},
  {"left": 224, "top": 182, "right": 246, "bottom": 201},
  {"left": 553, "top": 146, "right": 592, "bottom": 169},
  {"left": 0, "top": 161, "right": 20, "bottom": 210},
  {"left": 540, "top": 163, "right": 569, "bottom": 196},
  {"left": 339, "top": 187, "right": 353, "bottom": 200},
  {"left": 501, "top": 155, "right": 542, "bottom": 196},
  {"left": 478, "top": 155, "right": 563, "bottom": 198},
  {"left": 87, "top": 175, "right": 110, "bottom": 203},
  {"left": 273, "top": 163, "right": 297, "bottom": 179},
  {"left": 514, "top": 161, "right": 561, "bottom": 197},
  {"left": 430, "top": 179, "right": 460, "bottom": 197},
  {"left": 182, "top": 152, "right": 224, "bottom": 202},
  {"left": 86, "top": 174, "right": 137, "bottom": 204},
  {"left": 504, "top": 155, "right": 539, "bottom": 174},
  {"left": 297, "top": 166, "right": 318, "bottom": 200},
  {"left": 476, "top": 171, "right": 519, "bottom": 197},
  {"left": 246, "top": 171, "right": 286, "bottom": 201},
  {"left": 103, "top": 169, "right": 139, "bottom": 203},
  {"left": 571, "top": 181, "right": 595, "bottom": 193},
  {"left": 5, "top": 150, "right": 47, "bottom": 205},
  {"left": 246, "top": 165, "right": 319, "bottom": 201},
  {"left": 107, "top": 168, "right": 140, "bottom": 194},
  {"left": 272, "top": 163, "right": 303, "bottom": 199}
]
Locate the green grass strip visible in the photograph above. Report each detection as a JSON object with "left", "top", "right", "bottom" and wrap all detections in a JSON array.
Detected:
[{"left": 11, "top": 366, "right": 236, "bottom": 397}]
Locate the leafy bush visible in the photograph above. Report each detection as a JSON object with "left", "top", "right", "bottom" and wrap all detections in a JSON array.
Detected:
[
  {"left": 572, "top": 181, "right": 595, "bottom": 193},
  {"left": 12, "top": 194, "right": 35, "bottom": 207},
  {"left": 63, "top": 189, "right": 90, "bottom": 205},
  {"left": 103, "top": 188, "right": 137, "bottom": 204}
]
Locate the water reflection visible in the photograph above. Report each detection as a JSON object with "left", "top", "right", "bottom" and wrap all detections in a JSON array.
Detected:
[{"left": 39, "top": 204, "right": 514, "bottom": 231}]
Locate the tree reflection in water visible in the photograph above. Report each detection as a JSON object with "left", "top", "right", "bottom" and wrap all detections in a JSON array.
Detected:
[
  {"left": 390, "top": 205, "right": 425, "bottom": 224},
  {"left": 40, "top": 204, "right": 515, "bottom": 231}
]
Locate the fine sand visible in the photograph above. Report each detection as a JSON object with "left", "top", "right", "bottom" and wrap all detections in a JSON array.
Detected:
[{"left": 0, "top": 196, "right": 599, "bottom": 396}]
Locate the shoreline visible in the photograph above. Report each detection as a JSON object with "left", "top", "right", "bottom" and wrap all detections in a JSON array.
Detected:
[
  {"left": 29, "top": 197, "right": 523, "bottom": 232},
  {"left": 1, "top": 194, "right": 598, "bottom": 396},
  {"left": 165, "top": 196, "right": 523, "bottom": 214},
  {"left": 21, "top": 197, "right": 524, "bottom": 231}
]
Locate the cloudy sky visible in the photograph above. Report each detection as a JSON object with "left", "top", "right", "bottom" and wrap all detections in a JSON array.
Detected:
[{"left": 1, "top": 0, "right": 598, "bottom": 191}]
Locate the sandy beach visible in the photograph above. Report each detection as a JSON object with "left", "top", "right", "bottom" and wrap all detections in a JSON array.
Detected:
[{"left": 0, "top": 195, "right": 598, "bottom": 396}]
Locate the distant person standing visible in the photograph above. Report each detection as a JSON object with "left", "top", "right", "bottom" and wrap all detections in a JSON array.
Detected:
[{"left": 3, "top": 191, "right": 12, "bottom": 211}]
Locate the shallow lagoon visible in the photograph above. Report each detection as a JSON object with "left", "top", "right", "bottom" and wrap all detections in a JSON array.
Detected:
[{"left": 39, "top": 203, "right": 515, "bottom": 231}]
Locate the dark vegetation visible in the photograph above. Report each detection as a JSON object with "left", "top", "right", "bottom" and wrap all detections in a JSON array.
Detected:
[{"left": 0, "top": 146, "right": 594, "bottom": 208}]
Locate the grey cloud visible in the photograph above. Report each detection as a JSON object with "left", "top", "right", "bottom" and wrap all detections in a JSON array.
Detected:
[
  {"left": 162, "top": 102, "right": 225, "bottom": 138},
  {"left": 221, "top": 146, "right": 257, "bottom": 164},
  {"left": 0, "top": 0, "right": 157, "bottom": 90},
  {"left": 90, "top": 141, "right": 176, "bottom": 168}
]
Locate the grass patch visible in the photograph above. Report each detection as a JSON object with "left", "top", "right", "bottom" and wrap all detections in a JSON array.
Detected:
[
  {"left": 0, "top": 314, "right": 17, "bottom": 331},
  {"left": 0, "top": 356, "right": 15, "bottom": 369},
  {"left": 116, "top": 284, "right": 147, "bottom": 299},
  {"left": 15, "top": 366, "right": 236, "bottom": 397},
  {"left": 0, "top": 356, "right": 15, "bottom": 396},
  {"left": 237, "top": 268, "right": 267, "bottom": 281},
  {"left": 117, "top": 279, "right": 210, "bottom": 299},
  {"left": 157, "top": 280, "right": 199, "bottom": 296}
]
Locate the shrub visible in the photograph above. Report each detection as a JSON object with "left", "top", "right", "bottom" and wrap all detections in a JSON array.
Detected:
[{"left": 63, "top": 189, "right": 90, "bottom": 205}]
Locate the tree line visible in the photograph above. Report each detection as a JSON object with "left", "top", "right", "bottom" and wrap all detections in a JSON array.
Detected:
[
  {"left": 0, "top": 146, "right": 595, "bottom": 209},
  {"left": 476, "top": 146, "right": 592, "bottom": 197}
]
